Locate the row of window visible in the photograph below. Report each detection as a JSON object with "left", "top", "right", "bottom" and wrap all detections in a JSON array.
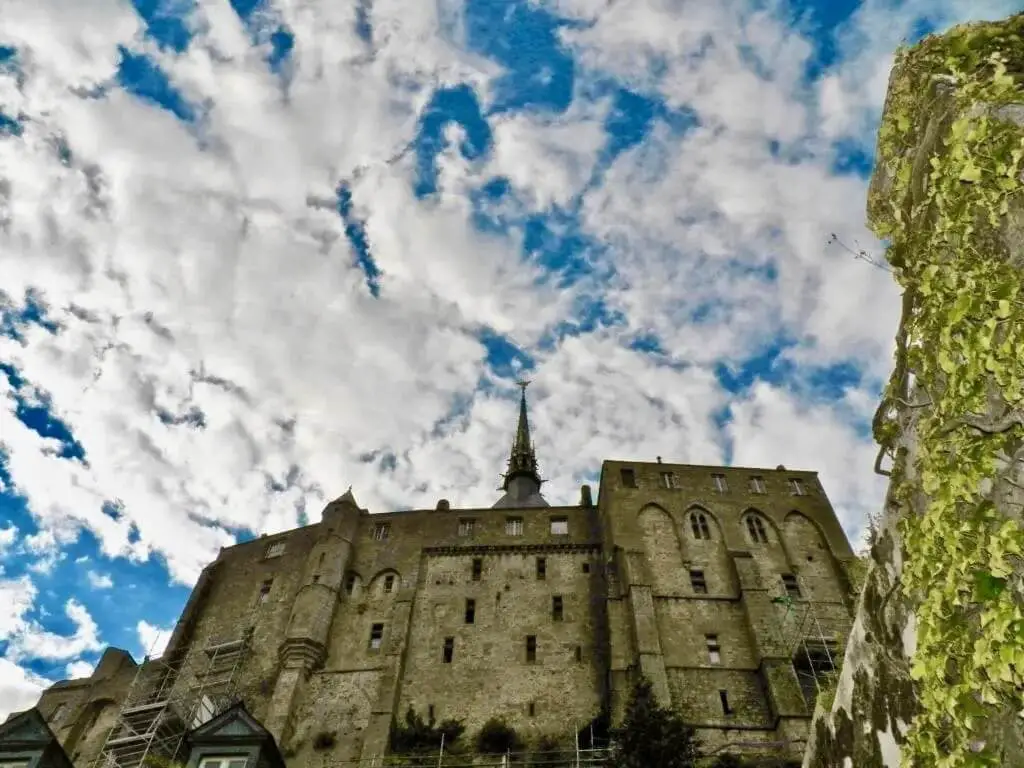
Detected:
[
  {"left": 367, "top": 624, "right": 583, "bottom": 664},
  {"left": 370, "top": 515, "right": 571, "bottom": 542},
  {"left": 688, "top": 569, "right": 802, "bottom": 599},
  {"left": 622, "top": 469, "right": 807, "bottom": 496}
]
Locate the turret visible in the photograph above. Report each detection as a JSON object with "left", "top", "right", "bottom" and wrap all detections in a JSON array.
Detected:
[{"left": 493, "top": 381, "right": 549, "bottom": 508}]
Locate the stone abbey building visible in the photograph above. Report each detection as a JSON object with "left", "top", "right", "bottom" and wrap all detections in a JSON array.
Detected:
[{"left": 18, "top": 386, "right": 858, "bottom": 766}]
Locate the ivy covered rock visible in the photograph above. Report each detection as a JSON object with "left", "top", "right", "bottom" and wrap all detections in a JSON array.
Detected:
[{"left": 804, "top": 13, "right": 1024, "bottom": 768}]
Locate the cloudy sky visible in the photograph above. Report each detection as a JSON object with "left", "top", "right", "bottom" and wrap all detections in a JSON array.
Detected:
[{"left": 0, "top": 0, "right": 1019, "bottom": 722}]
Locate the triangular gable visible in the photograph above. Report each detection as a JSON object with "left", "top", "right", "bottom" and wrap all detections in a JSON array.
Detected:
[
  {"left": 188, "top": 702, "right": 269, "bottom": 743},
  {"left": 0, "top": 709, "right": 56, "bottom": 749}
]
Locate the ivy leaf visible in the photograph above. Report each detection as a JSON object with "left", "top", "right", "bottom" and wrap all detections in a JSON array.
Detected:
[
  {"left": 996, "top": 299, "right": 1011, "bottom": 319},
  {"left": 974, "top": 572, "right": 1007, "bottom": 601},
  {"left": 959, "top": 162, "right": 982, "bottom": 183}
]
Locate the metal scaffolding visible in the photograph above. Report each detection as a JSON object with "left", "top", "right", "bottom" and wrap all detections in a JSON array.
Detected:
[
  {"left": 770, "top": 594, "right": 849, "bottom": 709},
  {"left": 90, "top": 609, "right": 257, "bottom": 768}
]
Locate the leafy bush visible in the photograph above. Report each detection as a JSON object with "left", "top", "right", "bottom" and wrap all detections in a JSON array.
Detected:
[
  {"left": 604, "top": 677, "right": 701, "bottom": 768},
  {"left": 474, "top": 716, "right": 522, "bottom": 754},
  {"left": 389, "top": 706, "right": 465, "bottom": 755}
]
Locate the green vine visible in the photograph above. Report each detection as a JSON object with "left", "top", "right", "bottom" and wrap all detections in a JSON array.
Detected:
[{"left": 869, "top": 17, "right": 1024, "bottom": 768}]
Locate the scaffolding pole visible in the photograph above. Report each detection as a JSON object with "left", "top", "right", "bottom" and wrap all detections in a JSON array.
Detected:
[{"left": 770, "top": 594, "right": 849, "bottom": 705}]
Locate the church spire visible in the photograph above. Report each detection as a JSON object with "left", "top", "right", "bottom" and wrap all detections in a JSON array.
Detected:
[{"left": 494, "top": 380, "right": 548, "bottom": 508}]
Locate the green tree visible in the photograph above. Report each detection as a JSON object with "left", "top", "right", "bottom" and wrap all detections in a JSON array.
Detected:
[{"left": 604, "top": 677, "right": 701, "bottom": 768}]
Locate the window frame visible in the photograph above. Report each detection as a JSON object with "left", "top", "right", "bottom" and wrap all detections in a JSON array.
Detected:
[
  {"left": 552, "top": 595, "right": 564, "bottom": 621},
  {"left": 549, "top": 517, "right": 569, "bottom": 535},
  {"left": 719, "top": 690, "right": 733, "bottom": 715},
  {"left": 712, "top": 473, "right": 727, "bottom": 493},
  {"left": 706, "top": 634, "right": 721, "bottom": 665},
  {"left": 505, "top": 517, "right": 523, "bottom": 536},
  {"left": 689, "top": 568, "right": 708, "bottom": 594},
  {"left": 369, "top": 623, "right": 384, "bottom": 651},
  {"left": 465, "top": 598, "right": 476, "bottom": 624},
  {"left": 198, "top": 757, "right": 249, "bottom": 768},
  {"left": 782, "top": 573, "right": 802, "bottom": 599},
  {"left": 442, "top": 636, "right": 454, "bottom": 664},
  {"left": 372, "top": 523, "right": 391, "bottom": 541},
  {"left": 471, "top": 558, "right": 482, "bottom": 581},
  {"left": 620, "top": 468, "right": 637, "bottom": 488},
  {"left": 536, "top": 557, "right": 546, "bottom": 580},
  {"left": 458, "top": 518, "right": 475, "bottom": 537},
  {"left": 789, "top": 478, "right": 806, "bottom": 496},
  {"left": 659, "top": 471, "right": 678, "bottom": 489},
  {"left": 689, "top": 512, "right": 711, "bottom": 540},
  {"left": 525, "top": 635, "right": 537, "bottom": 663},
  {"left": 264, "top": 541, "right": 286, "bottom": 559},
  {"left": 383, "top": 574, "right": 395, "bottom": 593},
  {"left": 749, "top": 476, "right": 767, "bottom": 494},
  {"left": 746, "top": 515, "right": 769, "bottom": 544}
]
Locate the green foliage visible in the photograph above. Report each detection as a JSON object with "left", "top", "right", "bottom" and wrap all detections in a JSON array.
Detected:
[
  {"left": 474, "top": 716, "right": 521, "bottom": 754},
  {"left": 389, "top": 706, "right": 466, "bottom": 755},
  {"left": 707, "top": 757, "right": 800, "bottom": 768},
  {"left": 868, "top": 13, "right": 1024, "bottom": 768},
  {"left": 140, "top": 754, "right": 185, "bottom": 768},
  {"left": 604, "top": 677, "right": 701, "bottom": 768}
]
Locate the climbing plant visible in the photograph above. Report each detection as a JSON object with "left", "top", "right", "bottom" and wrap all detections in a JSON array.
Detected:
[{"left": 868, "top": 15, "right": 1024, "bottom": 768}]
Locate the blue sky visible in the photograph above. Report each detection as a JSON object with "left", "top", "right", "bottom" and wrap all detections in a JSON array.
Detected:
[{"left": 0, "top": 0, "right": 1019, "bottom": 718}]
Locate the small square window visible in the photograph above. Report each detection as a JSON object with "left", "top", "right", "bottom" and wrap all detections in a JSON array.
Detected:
[
  {"left": 458, "top": 518, "right": 475, "bottom": 536},
  {"left": 536, "top": 557, "right": 546, "bottom": 580},
  {"left": 465, "top": 599, "right": 476, "bottom": 624},
  {"left": 712, "top": 473, "right": 727, "bottom": 493},
  {"left": 372, "top": 523, "right": 390, "bottom": 541},
  {"left": 706, "top": 634, "right": 721, "bottom": 665},
  {"left": 265, "top": 541, "right": 286, "bottom": 559},
  {"left": 552, "top": 595, "right": 563, "bottom": 621},
  {"left": 369, "top": 623, "right": 384, "bottom": 651},
  {"left": 782, "top": 573, "right": 802, "bottom": 599},
  {"left": 620, "top": 468, "right": 637, "bottom": 488},
  {"left": 506, "top": 517, "right": 523, "bottom": 536},
  {"left": 526, "top": 635, "right": 537, "bottom": 663},
  {"left": 719, "top": 690, "right": 733, "bottom": 715},
  {"left": 471, "top": 558, "right": 483, "bottom": 581},
  {"left": 383, "top": 575, "right": 395, "bottom": 593},
  {"left": 660, "top": 472, "right": 678, "bottom": 489},
  {"left": 750, "top": 476, "right": 766, "bottom": 494},
  {"left": 550, "top": 517, "right": 569, "bottom": 535},
  {"left": 442, "top": 637, "right": 454, "bottom": 664},
  {"left": 789, "top": 478, "right": 806, "bottom": 496},
  {"left": 689, "top": 569, "right": 707, "bottom": 594}
]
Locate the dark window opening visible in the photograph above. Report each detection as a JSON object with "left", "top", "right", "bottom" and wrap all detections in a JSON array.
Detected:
[
  {"left": 582, "top": 562, "right": 590, "bottom": 573},
  {"left": 689, "top": 569, "right": 707, "bottom": 594},
  {"left": 369, "top": 623, "right": 384, "bottom": 651},
  {"left": 794, "top": 642, "right": 839, "bottom": 708},
  {"left": 746, "top": 515, "right": 769, "bottom": 544},
  {"left": 552, "top": 595, "right": 563, "bottom": 621},
  {"left": 256, "top": 579, "right": 273, "bottom": 605},
  {"left": 528, "top": 702, "right": 536, "bottom": 716},
  {"left": 706, "top": 634, "right": 721, "bottom": 665},
  {"left": 345, "top": 573, "right": 357, "bottom": 594},
  {"left": 782, "top": 573, "right": 802, "bottom": 599},
  {"left": 442, "top": 637, "right": 454, "bottom": 663},
  {"left": 472, "top": 558, "right": 482, "bottom": 581},
  {"left": 465, "top": 599, "right": 476, "bottom": 624},
  {"left": 312, "top": 575, "right": 320, "bottom": 583},
  {"left": 690, "top": 512, "right": 711, "bottom": 540},
  {"left": 526, "top": 635, "right": 537, "bottom": 663},
  {"left": 384, "top": 575, "right": 395, "bottom": 593},
  {"left": 719, "top": 690, "right": 732, "bottom": 715},
  {"left": 536, "top": 557, "right": 546, "bottom": 580},
  {"left": 428, "top": 705, "right": 435, "bottom": 722},
  {"left": 575, "top": 645, "right": 582, "bottom": 663},
  {"left": 620, "top": 468, "right": 637, "bottom": 488}
]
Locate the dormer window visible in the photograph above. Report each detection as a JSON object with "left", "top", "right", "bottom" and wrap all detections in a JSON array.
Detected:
[
  {"left": 264, "top": 541, "right": 286, "bottom": 559},
  {"left": 689, "top": 512, "right": 711, "bottom": 540},
  {"left": 746, "top": 515, "right": 769, "bottom": 544}
]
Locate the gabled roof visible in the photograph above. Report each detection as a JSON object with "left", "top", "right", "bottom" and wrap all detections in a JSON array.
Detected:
[
  {"left": 186, "top": 702, "right": 284, "bottom": 768},
  {"left": 0, "top": 708, "right": 58, "bottom": 749}
]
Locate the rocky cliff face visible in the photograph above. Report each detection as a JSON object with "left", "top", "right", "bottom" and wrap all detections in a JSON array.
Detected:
[{"left": 803, "top": 14, "right": 1024, "bottom": 768}]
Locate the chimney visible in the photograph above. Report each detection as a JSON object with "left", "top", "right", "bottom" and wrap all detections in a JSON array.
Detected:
[
  {"left": 581, "top": 485, "right": 593, "bottom": 507},
  {"left": 436, "top": 499, "right": 450, "bottom": 512}
]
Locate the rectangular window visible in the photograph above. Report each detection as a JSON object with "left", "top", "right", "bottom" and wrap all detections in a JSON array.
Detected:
[
  {"left": 428, "top": 705, "right": 435, "bottom": 722},
  {"left": 582, "top": 562, "right": 590, "bottom": 574},
  {"left": 536, "top": 557, "right": 546, "bottom": 580},
  {"left": 750, "top": 476, "right": 766, "bottom": 494},
  {"left": 789, "top": 478, "right": 806, "bottom": 496},
  {"left": 372, "top": 523, "right": 390, "bottom": 541},
  {"left": 689, "top": 569, "right": 707, "bottom": 594},
  {"left": 256, "top": 579, "right": 273, "bottom": 605},
  {"left": 505, "top": 517, "right": 523, "bottom": 536},
  {"left": 620, "top": 468, "right": 637, "bottom": 488},
  {"left": 782, "top": 573, "right": 802, "bottom": 599},
  {"left": 660, "top": 471, "right": 678, "bottom": 489},
  {"left": 384, "top": 575, "right": 395, "bottom": 593},
  {"left": 719, "top": 690, "right": 733, "bottom": 715},
  {"left": 198, "top": 759, "right": 248, "bottom": 768},
  {"left": 712, "top": 473, "right": 727, "bottom": 493},
  {"left": 369, "top": 623, "right": 384, "bottom": 651},
  {"left": 458, "top": 518, "right": 475, "bottom": 536},
  {"left": 442, "top": 637, "right": 454, "bottom": 664},
  {"left": 264, "top": 541, "right": 286, "bottom": 558},
  {"left": 345, "top": 573, "right": 357, "bottom": 594},
  {"left": 471, "top": 558, "right": 482, "bottom": 581},
  {"left": 465, "top": 599, "right": 476, "bottom": 624},
  {"left": 706, "top": 634, "right": 721, "bottom": 665},
  {"left": 550, "top": 517, "right": 569, "bottom": 535},
  {"left": 575, "top": 645, "right": 582, "bottom": 662},
  {"left": 552, "top": 595, "right": 563, "bottom": 621},
  {"left": 528, "top": 702, "right": 536, "bottom": 717},
  {"left": 526, "top": 635, "right": 537, "bottom": 663}
]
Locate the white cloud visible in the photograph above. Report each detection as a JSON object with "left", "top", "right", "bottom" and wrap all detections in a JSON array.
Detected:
[
  {"left": 137, "top": 620, "right": 173, "bottom": 660},
  {"left": 86, "top": 570, "right": 114, "bottom": 589},
  {"left": 4, "top": 597, "right": 103, "bottom": 663},
  {"left": 0, "top": 657, "right": 53, "bottom": 724},
  {"left": 65, "top": 659, "right": 95, "bottom": 679}
]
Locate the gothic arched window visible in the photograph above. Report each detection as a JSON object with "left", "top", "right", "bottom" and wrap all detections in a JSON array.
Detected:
[
  {"left": 746, "top": 515, "right": 769, "bottom": 544},
  {"left": 690, "top": 512, "right": 711, "bottom": 540}
]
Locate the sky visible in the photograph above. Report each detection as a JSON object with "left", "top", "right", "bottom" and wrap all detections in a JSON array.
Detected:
[{"left": 0, "top": 0, "right": 1021, "bottom": 723}]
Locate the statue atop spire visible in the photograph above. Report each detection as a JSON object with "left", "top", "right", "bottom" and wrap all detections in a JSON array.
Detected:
[{"left": 494, "top": 380, "right": 548, "bottom": 508}]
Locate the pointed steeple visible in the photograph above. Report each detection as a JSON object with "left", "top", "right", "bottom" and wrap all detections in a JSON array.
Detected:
[{"left": 494, "top": 381, "right": 548, "bottom": 508}]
